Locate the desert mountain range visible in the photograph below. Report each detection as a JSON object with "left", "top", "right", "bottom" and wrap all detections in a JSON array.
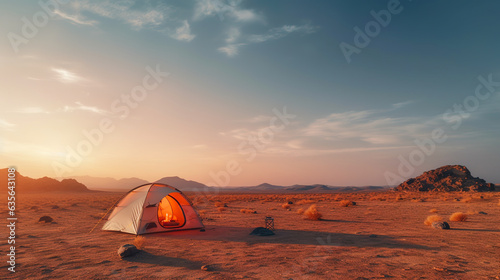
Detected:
[{"left": 2, "top": 165, "right": 496, "bottom": 193}]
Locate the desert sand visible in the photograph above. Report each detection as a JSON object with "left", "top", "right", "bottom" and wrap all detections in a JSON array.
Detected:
[{"left": 1, "top": 191, "right": 500, "bottom": 279}]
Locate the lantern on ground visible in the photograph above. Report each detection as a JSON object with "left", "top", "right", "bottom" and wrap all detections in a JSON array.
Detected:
[{"left": 265, "top": 216, "right": 274, "bottom": 231}]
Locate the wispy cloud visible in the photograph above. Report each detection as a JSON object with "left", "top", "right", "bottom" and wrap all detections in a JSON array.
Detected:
[
  {"left": 219, "top": 24, "right": 318, "bottom": 57},
  {"left": 54, "top": 9, "right": 98, "bottom": 26},
  {"left": 52, "top": 68, "right": 84, "bottom": 84},
  {"left": 193, "top": 0, "right": 261, "bottom": 22},
  {"left": 60, "top": 102, "right": 109, "bottom": 115},
  {"left": 64, "top": 0, "right": 166, "bottom": 29},
  {"left": 0, "top": 119, "right": 16, "bottom": 129},
  {"left": 169, "top": 20, "right": 195, "bottom": 42}
]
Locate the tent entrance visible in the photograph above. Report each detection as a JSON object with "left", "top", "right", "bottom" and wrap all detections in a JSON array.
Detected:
[{"left": 157, "top": 195, "right": 186, "bottom": 228}]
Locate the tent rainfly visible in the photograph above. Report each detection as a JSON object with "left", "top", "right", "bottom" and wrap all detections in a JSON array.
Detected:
[{"left": 102, "top": 183, "right": 204, "bottom": 234}]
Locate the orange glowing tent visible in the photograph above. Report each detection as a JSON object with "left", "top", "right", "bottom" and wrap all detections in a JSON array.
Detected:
[{"left": 102, "top": 183, "right": 204, "bottom": 234}]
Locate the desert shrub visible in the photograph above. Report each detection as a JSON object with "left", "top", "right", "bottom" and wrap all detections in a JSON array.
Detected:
[
  {"left": 429, "top": 209, "right": 438, "bottom": 213},
  {"left": 461, "top": 197, "right": 472, "bottom": 203},
  {"left": 339, "top": 200, "right": 355, "bottom": 207},
  {"left": 281, "top": 203, "right": 291, "bottom": 210},
  {"left": 303, "top": 204, "right": 322, "bottom": 220},
  {"left": 240, "top": 209, "right": 256, "bottom": 214},
  {"left": 450, "top": 212, "right": 468, "bottom": 222},
  {"left": 217, "top": 207, "right": 226, "bottom": 212},
  {"left": 297, "top": 208, "right": 304, "bottom": 215},
  {"left": 215, "top": 202, "right": 227, "bottom": 208},
  {"left": 133, "top": 235, "right": 146, "bottom": 250},
  {"left": 296, "top": 199, "right": 315, "bottom": 205},
  {"left": 424, "top": 214, "right": 443, "bottom": 226}
]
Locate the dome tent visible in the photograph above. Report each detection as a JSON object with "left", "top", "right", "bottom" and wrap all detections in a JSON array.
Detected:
[{"left": 102, "top": 183, "right": 204, "bottom": 234}]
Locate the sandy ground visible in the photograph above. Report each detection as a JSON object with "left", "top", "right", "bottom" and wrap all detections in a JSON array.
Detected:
[{"left": 1, "top": 191, "right": 500, "bottom": 280}]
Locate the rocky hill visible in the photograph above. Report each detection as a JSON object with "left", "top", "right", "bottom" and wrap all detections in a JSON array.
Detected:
[
  {"left": 1, "top": 168, "right": 89, "bottom": 192},
  {"left": 395, "top": 165, "right": 495, "bottom": 192}
]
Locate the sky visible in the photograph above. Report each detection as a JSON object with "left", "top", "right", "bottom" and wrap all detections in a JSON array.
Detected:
[{"left": 1, "top": 0, "right": 499, "bottom": 187}]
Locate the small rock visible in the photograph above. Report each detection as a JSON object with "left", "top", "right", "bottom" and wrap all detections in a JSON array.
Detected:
[
  {"left": 117, "top": 244, "right": 139, "bottom": 258},
  {"left": 51, "top": 205, "right": 59, "bottom": 209},
  {"left": 369, "top": 234, "right": 378, "bottom": 238},
  {"left": 200, "top": 228, "right": 206, "bottom": 232},
  {"left": 30, "top": 206, "right": 39, "bottom": 210},
  {"left": 478, "top": 211, "right": 487, "bottom": 215},
  {"left": 38, "top": 216, "right": 53, "bottom": 223},
  {"left": 432, "top": 221, "right": 450, "bottom": 229},
  {"left": 201, "top": 264, "right": 213, "bottom": 271},
  {"left": 249, "top": 227, "right": 275, "bottom": 236},
  {"left": 351, "top": 201, "right": 357, "bottom": 206},
  {"left": 287, "top": 201, "right": 293, "bottom": 204}
]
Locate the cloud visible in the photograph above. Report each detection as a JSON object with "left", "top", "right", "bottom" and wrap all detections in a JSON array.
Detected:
[
  {"left": 170, "top": 20, "right": 195, "bottom": 42},
  {"left": 218, "top": 43, "right": 244, "bottom": 57},
  {"left": 193, "top": 0, "right": 261, "bottom": 22},
  {"left": 53, "top": 9, "right": 98, "bottom": 26},
  {"left": 303, "top": 109, "right": 422, "bottom": 145},
  {"left": 0, "top": 119, "right": 16, "bottom": 129},
  {"left": 247, "top": 24, "right": 317, "bottom": 43},
  {"left": 392, "top": 100, "right": 414, "bottom": 109},
  {"left": 63, "top": 0, "right": 166, "bottom": 29},
  {"left": 219, "top": 24, "right": 318, "bottom": 57},
  {"left": 60, "top": 102, "right": 109, "bottom": 115},
  {"left": 52, "top": 68, "right": 84, "bottom": 84}
]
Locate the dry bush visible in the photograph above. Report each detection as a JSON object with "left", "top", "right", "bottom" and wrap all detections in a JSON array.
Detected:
[
  {"left": 281, "top": 203, "right": 291, "bottom": 210},
  {"left": 214, "top": 202, "right": 226, "bottom": 207},
  {"left": 303, "top": 204, "right": 322, "bottom": 220},
  {"left": 240, "top": 209, "right": 256, "bottom": 214},
  {"left": 217, "top": 207, "right": 226, "bottom": 212},
  {"left": 339, "top": 200, "right": 355, "bottom": 207},
  {"left": 450, "top": 212, "right": 468, "bottom": 222},
  {"left": 297, "top": 208, "right": 304, "bottom": 215},
  {"left": 133, "top": 235, "right": 146, "bottom": 250},
  {"left": 429, "top": 209, "right": 438, "bottom": 213},
  {"left": 296, "top": 199, "right": 315, "bottom": 205},
  {"left": 462, "top": 197, "right": 472, "bottom": 203},
  {"left": 424, "top": 214, "right": 443, "bottom": 226}
]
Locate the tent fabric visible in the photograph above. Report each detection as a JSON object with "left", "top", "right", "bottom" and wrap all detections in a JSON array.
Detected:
[{"left": 102, "top": 183, "right": 204, "bottom": 234}]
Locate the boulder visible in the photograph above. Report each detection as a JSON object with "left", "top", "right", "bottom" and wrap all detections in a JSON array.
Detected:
[
  {"left": 38, "top": 216, "right": 53, "bottom": 223},
  {"left": 432, "top": 221, "right": 450, "bottom": 230},
  {"left": 117, "top": 244, "right": 139, "bottom": 258}
]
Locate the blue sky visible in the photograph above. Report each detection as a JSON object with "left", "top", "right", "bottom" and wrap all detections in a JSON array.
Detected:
[{"left": 1, "top": 0, "right": 499, "bottom": 186}]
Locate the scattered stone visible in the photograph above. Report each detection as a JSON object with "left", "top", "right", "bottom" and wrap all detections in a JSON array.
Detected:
[
  {"left": 38, "top": 216, "right": 53, "bottom": 223},
  {"left": 201, "top": 264, "right": 213, "bottom": 271},
  {"left": 287, "top": 201, "right": 293, "bottom": 204},
  {"left": 369, "top": 234, "right": 378, "bottom": 238},
  {"left": 30, "top": 206, "right": 39, "bottom": 210},
  {"left": 249, "top": 227, "right": 275, "bottom": 236},
  {"left": 41, "top": 268, "right": 53, "bottom": 274},
  {"left": 200, "top": 228, "right": 206, "bottom": 232},
  {"left": 51, "top": 205, "right": 60, "bottom": 209},
  {"left": 351, "top": 201, "right": 357, "bottom": 206},
  {"left": 395, "top": 165, "right": 495, "bottom": 192},
  {"left": 432, "top": 221, "right": 450, "bottom": 230},
  {"left": 117, "top": 244, "right": 139, "bottom": 258},
  {"left": 478, "top": 211, "right": 488, "bottom": 215}
]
